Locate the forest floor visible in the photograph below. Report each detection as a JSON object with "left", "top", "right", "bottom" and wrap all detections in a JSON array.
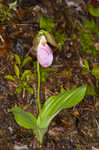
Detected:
[{"left": 0, "top": 0, "right": 99, "bottom": 150}]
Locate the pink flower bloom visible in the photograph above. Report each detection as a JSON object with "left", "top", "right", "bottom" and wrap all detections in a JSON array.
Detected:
[{"left": 37, "top": 36, "right": 53, "bottom": 67}]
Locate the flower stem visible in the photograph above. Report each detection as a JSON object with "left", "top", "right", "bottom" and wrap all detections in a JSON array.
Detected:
[{"left": 37, "top": 61, "right": 41, "bottom": 113}]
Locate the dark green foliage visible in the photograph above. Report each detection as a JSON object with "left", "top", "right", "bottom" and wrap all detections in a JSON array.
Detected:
[{"left": 5, "top": 55, "right": 34, "bottom": 94}]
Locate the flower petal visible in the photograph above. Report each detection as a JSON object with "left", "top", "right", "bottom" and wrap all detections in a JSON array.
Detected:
[{"left": 37, "top": 43, "right": 53, "bottom": 67}]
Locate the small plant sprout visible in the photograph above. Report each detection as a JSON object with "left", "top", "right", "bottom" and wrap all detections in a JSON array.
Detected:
[
  {"left": 0, "top": 8, "right": 12, "bottom": 22},
  {"left": 5, "top": 55, "right": 34, "bottom": 94},
  {"left": 0, "top": 1, "right": 17, "bottom": 23}
]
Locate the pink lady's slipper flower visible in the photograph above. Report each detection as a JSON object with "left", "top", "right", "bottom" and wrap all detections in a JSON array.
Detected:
[{"left": 37, "top": 35, "right": 53, "bottom": 67}]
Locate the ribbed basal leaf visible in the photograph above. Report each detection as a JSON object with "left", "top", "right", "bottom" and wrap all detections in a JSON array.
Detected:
[
  {"left": 11, "top": 107, "right": 37, "bottom": 130},
  {"left": 37, "top": 85, "right": 87, "bottom": 128}
]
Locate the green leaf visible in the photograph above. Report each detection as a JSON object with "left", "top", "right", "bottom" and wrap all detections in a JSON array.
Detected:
[
  {"left": 14, "top": 64, "right": 20, "bottom": 79},
  {"left": 60, "top": 87, "right": 65, "bottom": 93},
  {"left": 42, "top": 67, "right": 57, "bottom": 72},
  {"left": 22, "top": 56, "right": 32, "bottom": 67},
  {"left": 88, "top": 5, "right": 99, "bottom": 17},
  {"left": 37, "top": 85, "right": 87, "bottom": 129},
  {"left": 39, "top": 30, "right": 57, "bottom": 47},
  {"left": 11, "top": 107, "right": 46, "bottom": 143},
  {"left": 22, "top": 81, "right": 28, "bottom": 87},
  {"left": 83, "top": 59, "right": 90, "bottom": 71},
  {"left": 81, "top": 70, "right": 89, "bottom": 75},
  {"left": 40, "top": 16, "right": 55, "bottom": 32},
  {"left": 92, "top": 66, "right": 99, "bottom": 79},
  {"left": 81, "top": 59, "right": 90, "bottom": 71},
  {"left": 14, "top": 54, "right": 21, "bottom": 65},
  {"left": 4, "top": 75, "right": 16, "bottom": 82},
  {"left": 34, "top": 127, "right": 48, "bottom": 143},
  {"left": 86, "top": 85, "right": 96, "bottom": 96},
  {"left": 41, "top": 71, "right": 48, "bottom": 82},
  {"left": 0, "top": 8, "right": 4, "bottom": 13},
  {"left": 10, "top": 107, "right": 37, "bottom": 130},
  {"left": 25, "top": 86, "right": 34, "bottom": 94},
  {"left": 15, "top": 87, "right": 23, "bottom": 93},
  {"left": 7, "top": 11, "right": 12, "bottom": 17},
  {"left": 9, "top": 1, "right": 17, "bottom": 9},
  {"left": 1, "top": 17, "right": 6, "bottom": 23},
  {"left": 21, "top": 70, "right": 32, "bottom": 80}
]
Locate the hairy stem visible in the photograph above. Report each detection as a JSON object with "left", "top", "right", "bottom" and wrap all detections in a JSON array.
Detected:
[{"left": 37, "top": 61, "right": 41, "bottom": 113}]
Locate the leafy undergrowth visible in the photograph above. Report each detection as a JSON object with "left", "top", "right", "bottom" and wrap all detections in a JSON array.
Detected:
[{"left": 0, "top": 0, "right": 99, "bottom": 150}]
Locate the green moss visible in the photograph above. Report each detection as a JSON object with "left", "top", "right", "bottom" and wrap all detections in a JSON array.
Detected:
[
  {"left": 83, "top": 19, "right": 99, "bottom": 36},
  {"left": 55, "top": 32, "right": 66, "bottom": 51},
  {"left": 77, "top": 19, "right": 99, "bottom": 56},
  {"left": 40, "top": 16, "right": 55, "bottom": 32},
  {"left": 78, "top": 29, "right": 99, "bottom": 56}
]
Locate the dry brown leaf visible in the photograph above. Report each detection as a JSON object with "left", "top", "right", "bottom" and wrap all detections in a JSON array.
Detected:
[
  {"left": 0, "top": 49, "right": 7, "bottom": 57},
  {"left": 95, "top": 43, "right": 99, "bottom": 51}
]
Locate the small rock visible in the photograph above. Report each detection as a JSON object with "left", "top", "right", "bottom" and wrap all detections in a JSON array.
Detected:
[
  {"left": 8, "top": 126, "right": 13, "bottom": 134},
  {"left": 18, "top": 0, "right": 42, "bottom": 9},
  {"left": 12, "top": 39, "right": 25, "bottom": 56},
  {"left": 14, "top": 144, "right": 29, "bottom": 150},
  {"left": 64, "top": 0, "right": 84, "bottom": 7},
  {"left": 92, "top": 146, "right": 99, "bottom": 150},
  {"left": 66, "top": 52, "right": 72, "bottom": 58}
]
